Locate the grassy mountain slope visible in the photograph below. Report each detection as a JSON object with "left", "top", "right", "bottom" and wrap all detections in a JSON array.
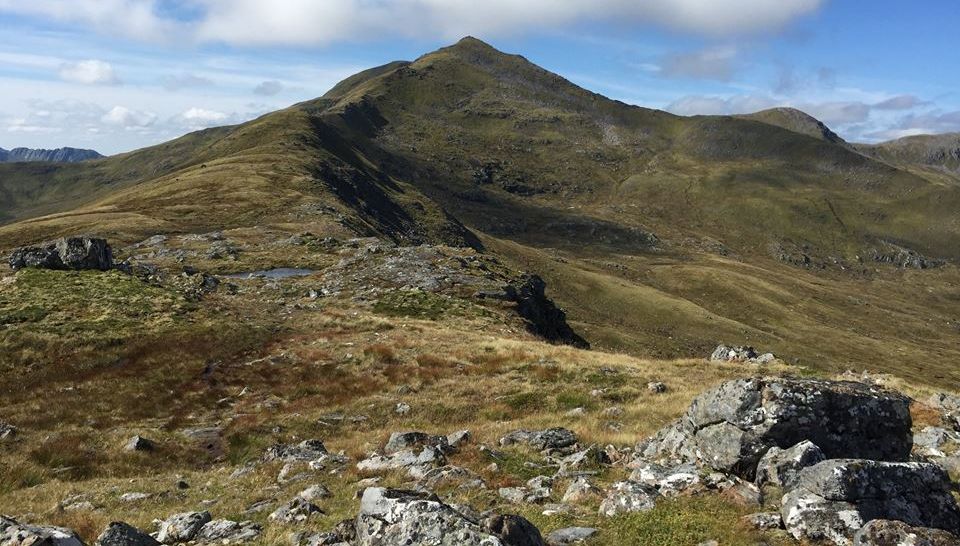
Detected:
[
  {"left": 856, "top": 132, "right": 960, "bottom": 173},
  {"left": 738, "top": 107, "right": 846, "bottom": 144},
  {"left": 2, "top": 37, "right": 960, "bottom": 385}
]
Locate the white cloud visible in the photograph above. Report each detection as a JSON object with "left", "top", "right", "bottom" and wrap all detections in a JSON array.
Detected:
[
  {"left": 172, "top": 107, "right": 235, "bottom": 130},
  {"left": 0, "top": 0, "right": 176, "bottom": 42},
  {"left": 667, "top": 94, "right": 779, "bottom": 116},
  {"left": 101, "top": 105, "right": 157, "bottom": 128},
  {"left": 59, "top": 59, "right": 120, "bottom": 85},
  {"left": 873, "top": 95, "right": 926, "bottom": 111}
]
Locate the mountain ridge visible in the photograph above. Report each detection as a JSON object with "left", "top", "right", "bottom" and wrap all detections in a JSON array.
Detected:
[{"left": 0, "top": 146, "right": 103, "bottom": 163}]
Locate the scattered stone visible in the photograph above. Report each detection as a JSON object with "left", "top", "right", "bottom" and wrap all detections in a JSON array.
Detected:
[
  {"left": 298, "top": 484, "right": 332, "bottom": 501},
  {"left": 561, "top": 477, "right": 601, "bottom": 504},
  {"left": 710, "top": 344, "right": 758, "bottom": 362},
  {"left": 269, "top": 497, "right": 323, "bottom": 524},
  {"left": 181, "top": 427, "right": 224, "bottom": 458},
  {"left": 0, "top": 422, "right": 17, "bottom": 442},
  {"left": 394, "top": 402, "right": 411, "bottom": 415},
  {"left": 9, "top": 237, "right": 113, "bottom": 271},
  {"left": 628, "top": 461, "right": 704, "bottom": 497},
  {"left": 196, "top": 519, "right": 262, "bottom": 544},
  {"left": 557, "top": 445, "right": 611, "bottom": 473},
  {"left": 637, "top": 377, "right": 912, "bottom": 479},
  {"left": 853, "top": 519, "right": 959, "bottom": 546},
  {"left": 500, "top": 428, "right": 578, "bottom": 451},
  {"left": 755, "top": 440, "right": 825, "bottom": 489},
  {"left": 417, "top": 465, "right": 486, "bottom": 491},
  {"left": 601, "top": 407, "right": 624, "bottom": 418},
  {"left": 95, "top": 521, "right": 159, "bottom": 546},
  {"left": 598, "top": 481, "right": 659, "bottom": 516},
  {"left": 742, "top": 512, "right": 783, "bottom": 530},
  {"left": 357, "top": 446, "right": 447, "bottom": 478},
  {"left": 155, "top": 511, "right": 212, "bottom": 544},
  {"left": 119, "top": 492, "right": 151, "bottom": 503},
  {"left": 647, "top": 382, "right": 667, "bottom": 393},
  {"left": 545, "top": 527, "right": 597, "bottom": 545},
  {"left": 384, "top": 431, "right": 451, "bottom": 454},
  {"left": 781, "top": 459, "right": 960, "bottom": 544},
  {"left": 264, "top": 439, "right": 328, "bottom": 462},
  {"left": 446, "top": 430, "right": 472, "bottom": 448},
  {"left": 720, "top": 481, "right": 762, "bottom": 508},
  {"left": 0, "top": 516, "right": 83, "bottom": 546},
  {"left": 564, "top": 407, "right": 586, "bottom": 418},
  {"left": 124, "top": 435, "right": 155, "bottom": 452},
  {"left": 244, "top": 499, "right": 275, "bottom": 514},
  {"left": 353, "top": 487, "right": 544, "bottom": 545}
]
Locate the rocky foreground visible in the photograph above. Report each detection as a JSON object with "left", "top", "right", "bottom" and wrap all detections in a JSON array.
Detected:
[
  {"left": 4, "top": 374, "right": 960, "bottom": 545},
  {"left": 3, "top": 235, "right": 960, "bottom": 545}
]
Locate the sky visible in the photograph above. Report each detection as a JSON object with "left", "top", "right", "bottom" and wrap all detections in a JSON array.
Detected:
[{"left": 0, "top": 1, "right": 957, "bottom": 155}]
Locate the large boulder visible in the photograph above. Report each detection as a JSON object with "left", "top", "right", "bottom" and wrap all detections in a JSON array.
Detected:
[
  {"left": 354, "top": 488, "right": 544, "bottom": 546},
  {"left": 781, "top": 459, "right": 960, "bottom": 545},
  {"left": 9, "top": 237, "right": 113, "bottom": 271},
  {"left": 853, "top": 519, "right": 959, "bottom": 546},
  {"left": 755, "top": 440, "right": 825, "bottom": 489},
  {"left": 0, "top": 516, "right": 83, "bottom": 546},
  {"left": 637, "top": 377, "right": 912, "bottom": 478}
]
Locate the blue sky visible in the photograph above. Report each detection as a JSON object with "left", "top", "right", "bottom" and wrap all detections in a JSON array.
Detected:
[{"left": 0, "top": 0, "right": 957, "bottom": 155}]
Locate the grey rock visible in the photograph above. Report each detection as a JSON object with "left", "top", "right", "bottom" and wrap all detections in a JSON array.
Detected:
[
  {"left": 741, "top": 512, "right": 783, "bottom": 530},
  {"left": 598, "top": 481, "right": 659, "bottom": 516},
  {"left": 628, "top": 461, "right": 703, "bottom": 497},
  {"left": 637, "top": 377, "right": 912, "bottom": 479},
  {"left": 0, "top": 516, "right": 84, "bottom": 546},
  {"left": 298, "top": 484, "right": 332, "bottom": 501},
  {"left": 384, "top": 431, "right": 450, "bottom": 455},
  {"left": 853, "top": 519, "right": 960, "bottom": 546},
  {"left": 545, "top": 527, "right": 597, "bottom": 545},
  {"left": 782, "top": 459, "right": 960, "bottom": 545},
  {"left": 119, "top": 492, "right": 150, "bottom": 503},
  {"left": 755, "top": 440, "right": 825, "bottom": 489},
  {"left": 10, "top": 237, "right": 112, "bottom": 271},
  {"left": 914, "top": 426, "right": 960, "bottom": 459},
  {"left": 710, "top": 344, "right": 758, "bottom": 362},
  {"left": 357, "top": 446, "right": 447, "bottom": 478},
  {"left": 124, "top": 435, "right": 155, "bottom": 452},
  {"left": 264, "top": 439, "right": 328, "bottom": 462},
  {"left": 354, "top": 487, "right": 528, "bottom": 545},
  {"left": 647, "top": 381, "right": 667, "bottom": 393},
  {"left": 195, "top": 520, "right": 262, "bottom": 544},
  {"left": 269, "top": 497, "right": 323, "bottom": 524},
  {"left": 417, "top": 465, "right": 485, "bottom": 491},
  {"left": 482, "top": 514, "right": 545, "bottom": 546},
  {"left": 561, "top": 477, "right": 601, "bottom": 504},
  {"left": 95, "top": 521, "right": 159, "bottom": 546},
  {"left": 0, "top": 422, "right": 17, "bottom": 442},
  {"left": 181, "top": 427, "right": 224, "bottom": 458},
  {"left": 500, "top": 428, "right": 578, "bottom": 451},
  {"left": 394, "top": 403, "right": 410, "bottom": 415},
  {"left": 155, "top": 511, "right": 212, "bottom": 544},
  {"left": 447, "top": 430, "right": 472, "bottom": 448}
]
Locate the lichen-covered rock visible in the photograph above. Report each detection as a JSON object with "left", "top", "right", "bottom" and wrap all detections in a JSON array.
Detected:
[
  {"left": 263, "top": 439, "right": 328, "bottom": 462},
  {"left": 741, "top": 512, "right": 783, "bottom": 530},
  {"left": 598, "top": 481, "right": 659, "bottom": 516},
  {"left": 269, "top": 497, "right": 323, "bottom": 524},
  {"left": 384, "top": 431, "right": 451, "bottom": 455},
  {"left": 544, "top": 527, "right": 597, "bottom": 545},
  {"left": 95, "top": 522, "right": 159, "bottom": 546},
  {"left": 0, "top": 516, "right": 84, "bottom": 546},
  {"left": 482, "top": 515, "right": 545, "bottom": 546},
  {"left": 709, "top": 344, "right": 758, "bottom": 362},
  {"left": 195, "top": 519, "right": 262, "bottom": 543},
  {"left": 155, "top": 511, "right": 212, "bottom": 544},
  {"left": 9, "top": 237, "right": 113, "bottom": 271},
  {"left": 637, "top": 377, "right": 912, "bottom": 479},
  {"left": 561, "top": 477, "right": 601, "bottom": 504},
  {"left": 628, "top": 461, "right": 703, "bottom": 497},
  {"left": 124, "top": 435, "right": 155, "bottom": 452},
  {"left": 755, "top": 440, "right": 825, "bottom": 489},
  {"left": 417, "top": 465, "right": 485, "bottom": 491},
  {"left": 500, "top": 428, "right": 578, "bottom": 451},
  {"left": 354, "top": 488, "right": 543, "bottom": 545},
  {"left": 357, "top": 446, "right": 447, "bottom": 478},
  {"left": 853, "top": 519, "right": 959, "bottom": 546},
  {"left": 781, "top": 459, "right": 960, "bottom": 545}
]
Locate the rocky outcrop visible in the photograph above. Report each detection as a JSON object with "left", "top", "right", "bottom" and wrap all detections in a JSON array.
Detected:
[
  {"left": 709, "top": 345, "right": 776, "bottom": 364},
  {"left": 352, "top": 487, "right": 544, "bottom": 545},
  {"left": 9, "top": 237, "right": 113, "bottom": 271},
  {"left": 499, "top": 428, "right": 578, "bottom": 452},
  {"left": 508, "top": 275, "right": 589, "bottom": 349},
  {"left": 155, "top": 511, "right": 212, "bottom": 544},
  {"left": 853, "top": 519, "right": 960, "bottom": 546},
  {"left": 781, "top": 459, "right": 960, "bottom": 545},
  {"left": 0, "top": 516, "right": 83, "bottom": 546},
  {"left": 598, "top": 481, "right": 659, "bottom": 516},
  {"left": 636, "top": 377, "right": 912, "bottom": 479}
]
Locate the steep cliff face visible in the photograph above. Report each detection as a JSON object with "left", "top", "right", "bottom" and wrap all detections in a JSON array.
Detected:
[{"left": 0, "top": 146, "right": 103, "bottom": 163}]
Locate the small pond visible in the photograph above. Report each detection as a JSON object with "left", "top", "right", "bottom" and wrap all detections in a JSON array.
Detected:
[{"left": 224, "top": 268, "right": 316, "bottom": 279}]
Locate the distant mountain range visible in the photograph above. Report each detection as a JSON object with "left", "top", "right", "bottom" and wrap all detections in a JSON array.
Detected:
[{"left": 0, "top": 146, "right": 103, "bottom": 163}]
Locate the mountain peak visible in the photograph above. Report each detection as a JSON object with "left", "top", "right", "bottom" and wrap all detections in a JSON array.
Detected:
[{"left": 740, "top": 107, "right": 845, "bottom": 144}]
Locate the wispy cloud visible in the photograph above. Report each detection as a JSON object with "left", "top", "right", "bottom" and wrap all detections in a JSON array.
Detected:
[{"left": 58, "top": 59, "right": 119, "bottom": 85}]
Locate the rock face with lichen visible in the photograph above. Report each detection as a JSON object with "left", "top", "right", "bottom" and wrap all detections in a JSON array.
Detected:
[
  {"left": 781, "top": 459, "right": 960, "bottom": 544},
  {"left": 9, "top": 237, "right": 113, "bottom": 271},
  {"left": 635, "top": 377, "right": 912, "bottom": 479}
]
